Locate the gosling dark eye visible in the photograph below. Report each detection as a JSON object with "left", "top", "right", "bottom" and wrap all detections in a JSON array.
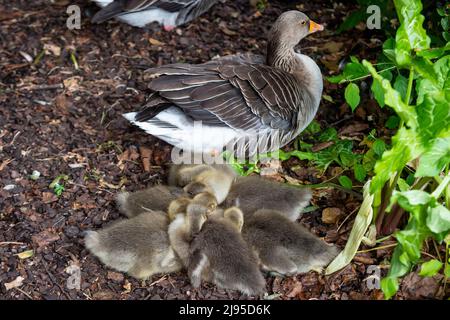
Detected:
[{"left": 301, "top": 20, "right": 306, "bottom": 25}]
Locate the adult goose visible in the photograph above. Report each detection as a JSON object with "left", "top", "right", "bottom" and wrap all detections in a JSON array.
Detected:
[
  {"left": 91, "top": 0, "right": 220, "bottom": 30},
  {"left": 124, "top": 11, "right": 324, "bottom": 157}
]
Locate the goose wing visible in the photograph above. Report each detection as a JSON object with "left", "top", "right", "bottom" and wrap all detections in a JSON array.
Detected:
[
  {"left": 137, "top": 60, "right": 311, "bottom": 132},
  {"left": 92, "top": 0, "right": 197, "bottom": 23}
]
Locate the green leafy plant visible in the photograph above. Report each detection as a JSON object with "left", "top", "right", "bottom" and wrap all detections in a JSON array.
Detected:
[
  {"left": 328, "top": 0, "right": 450, "bottom": 299},
  {"left": 49, "top": 174, "right": 69, "bottom": 197}
]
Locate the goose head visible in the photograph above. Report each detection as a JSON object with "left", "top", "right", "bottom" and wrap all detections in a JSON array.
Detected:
[
  {"left": 269, "top": 11, "right": 323, "bottom": 49},
  {"left": 267, "top": 11, "right": 323, "bottom": 68}
]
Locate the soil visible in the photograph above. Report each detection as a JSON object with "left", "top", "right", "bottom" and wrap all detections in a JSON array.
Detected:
[{"left": 0, "top": 0, "right": 445, "bottom": 300}]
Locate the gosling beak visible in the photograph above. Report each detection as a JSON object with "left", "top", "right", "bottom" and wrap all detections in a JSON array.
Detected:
[{"left": 309, "top": 20, "right": 324, "bottom": 33}]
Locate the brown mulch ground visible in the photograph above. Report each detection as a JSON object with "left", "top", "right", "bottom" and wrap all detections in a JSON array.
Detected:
[{"left": 0, "top": 0, "right": 444, "bottom": 300}]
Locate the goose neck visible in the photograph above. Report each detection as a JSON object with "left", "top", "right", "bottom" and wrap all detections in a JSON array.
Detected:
[{"left": 266, "top": 39, "right": 297, "bottom": 73}]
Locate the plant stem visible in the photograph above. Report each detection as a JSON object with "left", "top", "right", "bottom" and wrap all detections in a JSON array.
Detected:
[
  {"left": 405, "top": 67, "right": 414, "bottom": 105},
  {"left": 357, "top": 243, "right": 397, "bottom": 253},
  {"left": 343, "top": 66, "right": 397, "bottom": 84},
  {"left": 444, "top": 241, "right": 449, "bottom": 295},
  {"left": 431, "top": 174, "right": 450, "bottom": 198},
  {"left": 376, "top": 67, "right": 415, "bottom": 234}
]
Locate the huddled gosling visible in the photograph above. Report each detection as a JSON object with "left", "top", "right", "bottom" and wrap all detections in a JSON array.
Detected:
[
  {"left": 168, "top": 164, "right": 236, "bottom": 204},
  {"left": 168, "top": 192, "right": 218, "bottom": 266},
  {"left": 243, "top": 209, "right": 339, "bottom": 275},
  {"left": 116, "top": 185, "right": 187, "bottom": 218},
  {"left": 84, "top": 211, "right": 182, "bottom": 280},
  {"left": 224, "top": 175, "right": 312, "bottom": 221},
  {"left": 173, "top": 205, "right": 266, "bottom": 295}
]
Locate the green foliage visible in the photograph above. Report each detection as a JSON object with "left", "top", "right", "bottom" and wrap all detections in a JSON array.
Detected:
[
  {"left": 385, "top": 115, "right": 400, "bottom": 129},
  {"left": 419, "top": 259, "right": 443, "bottom": 277},
  {"left": 339, "top": 175, "right": 353, "bottom": 189},
  {"left": 49, "top": 174, "right": 69, "bottom": 197},
  {"left": 326, "top": 0, "right": 450, "bottom": 299},
  {"left": 328, "top": 56, "right": 369, "bottom": 84},
  {"left": 393, "top": 0, "right": 430, "bottom": 66},
  {"left": 345, "top": 83, "right": 361, "bottom": 111}
]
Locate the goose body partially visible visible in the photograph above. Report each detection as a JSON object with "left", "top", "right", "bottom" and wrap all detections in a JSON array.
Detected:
[
  {"left": 124, "top": 11, "right": 324, "bottom": 157},
  {"left": 91, "top": 0, "right": 220, "bottom": 29}
]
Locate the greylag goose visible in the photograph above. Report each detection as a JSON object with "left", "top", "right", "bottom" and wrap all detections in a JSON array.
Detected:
[
  {"left": 91, "top": 0, "right": 220, "bottom": 29},
  {"left": 124, "top": 11, "right": 324, "bottom": 157}
]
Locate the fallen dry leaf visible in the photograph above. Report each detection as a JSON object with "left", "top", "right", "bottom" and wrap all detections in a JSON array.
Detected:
[
  {"left": 63, "top": 77, "right": 82, "bottom": 92},
  {"left": 44, "top": 43, "right": 61, "bottom": 56},
  {"left": 42, "top": 191, "right": 58, "bottom": 203},
  {"left": 312, "top": 141, "right": 334, "bottom": 152},
  {"left": 339, "top": 123, "right": 369, "bottom": 136},
  {"left": 148, "top": 37, "right": 164, "bottom": 46},
  {"left": 16, "top": 249, "right": 34, "bottom": 260},
  {"left": 0, "top": 158, "right": 12, "bottom": 172},
  {"left": 322, "top": 207, "right": 343, "bottom": 224},
  {"left": 122, "top": 280, "right": 132, "bottom": 294},
  {"left": 32, "top": 230, "right": 60, "bottom": 248},
  {"left": 139, "top": 146, "right": 152, "bottom": 172},
  {"left": 5, "top": 276, "right": 25, "bottom": 290}
]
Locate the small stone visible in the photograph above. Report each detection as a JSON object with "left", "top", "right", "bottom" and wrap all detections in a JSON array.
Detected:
[
  {"left": 322, "top": 207, "right": 343, "bottom": 224},
  {"left": 3, "top": 184, "right": 16, "bottom": 191},
  {"left": 10, "top": 171, "right": 20, "bottom": 179}
]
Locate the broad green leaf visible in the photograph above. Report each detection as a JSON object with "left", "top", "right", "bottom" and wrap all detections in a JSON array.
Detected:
[
  {"left": 327, "top": 57, "right": 368, "bottom": 84},
  {"left": 393, "top": 74, "right": 408, "bottom": 101},
  {"left": 362, "top": 148, "right": 377, "bottom": 172},
  {"left": 345, "top": 83, "right": 360, "bottom": 111},
  {"left": 416, "top": 47, "right": 448, "bottom": 60},
  {"left": 340, "top": 150, "right": 357, "bottom": 167},
  {"left": 412, "top": 57, "right": 439, "bottom": 85},
  {"left": 416, "top": 91, "right": 450, "bottom": 146},
  {"left": 371, "top": 127, "right": 423, "bottom": 193},
  {"left": 371, "top": 78, "right": 385, "bottom": 107},
  {"left": 395, "top": 228, "right": 426, "bottom": 261},
  {"left": 354, "top": 163, "right": 366, "bottom": 182},
  {"left": 416, "top": 55, "right": 450, "bottom": 104},
  {"left": 389, "top": 244, "right": 411, "bottom": 278},
  {"left": 363, "top": 60, "right": 418, "bottom": 129},
  {"left": 406, "top": 173, "right": 415, "bottom": 186},
  {"left": 391, "top": 190, "right": 431, "bottom": 211},
  {"left": 372, "top": 139, "right": 386, "bottom": 157},
  {"left": 381, "top": 277, "right": 399, "bottom": 300},
  {"left": 426, "top": 203, "right": 450, "bottom": 234},
  {"left": 416, "top": 136, "right": 450, "bottom": 177},
  {"left": 393, "top": 0, "right": 431, "bottom": 66},
  {"left": 383, "top": 38, "right": 397, "bottom": 63},
  {"left": 339, "top": 175, "right": 353, "bottom": 189},
  {"left": 397, "top": 178, "right": 410, "bottom": 192},
  {"left": 419, "top": 259, "right": 443, "bottom": 277},
  {"left": 385, "top": 115, "right": 400, "bottom": 129}
]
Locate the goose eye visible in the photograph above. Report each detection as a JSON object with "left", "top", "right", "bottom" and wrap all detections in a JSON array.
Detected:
[{"left": 301, "top": 20, "right": 306, "bottom": 25}]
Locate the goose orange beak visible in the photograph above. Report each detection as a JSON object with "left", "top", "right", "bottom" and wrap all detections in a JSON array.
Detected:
[{"left": 309, "top": 20, "right": 324, "bottom": 33}]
